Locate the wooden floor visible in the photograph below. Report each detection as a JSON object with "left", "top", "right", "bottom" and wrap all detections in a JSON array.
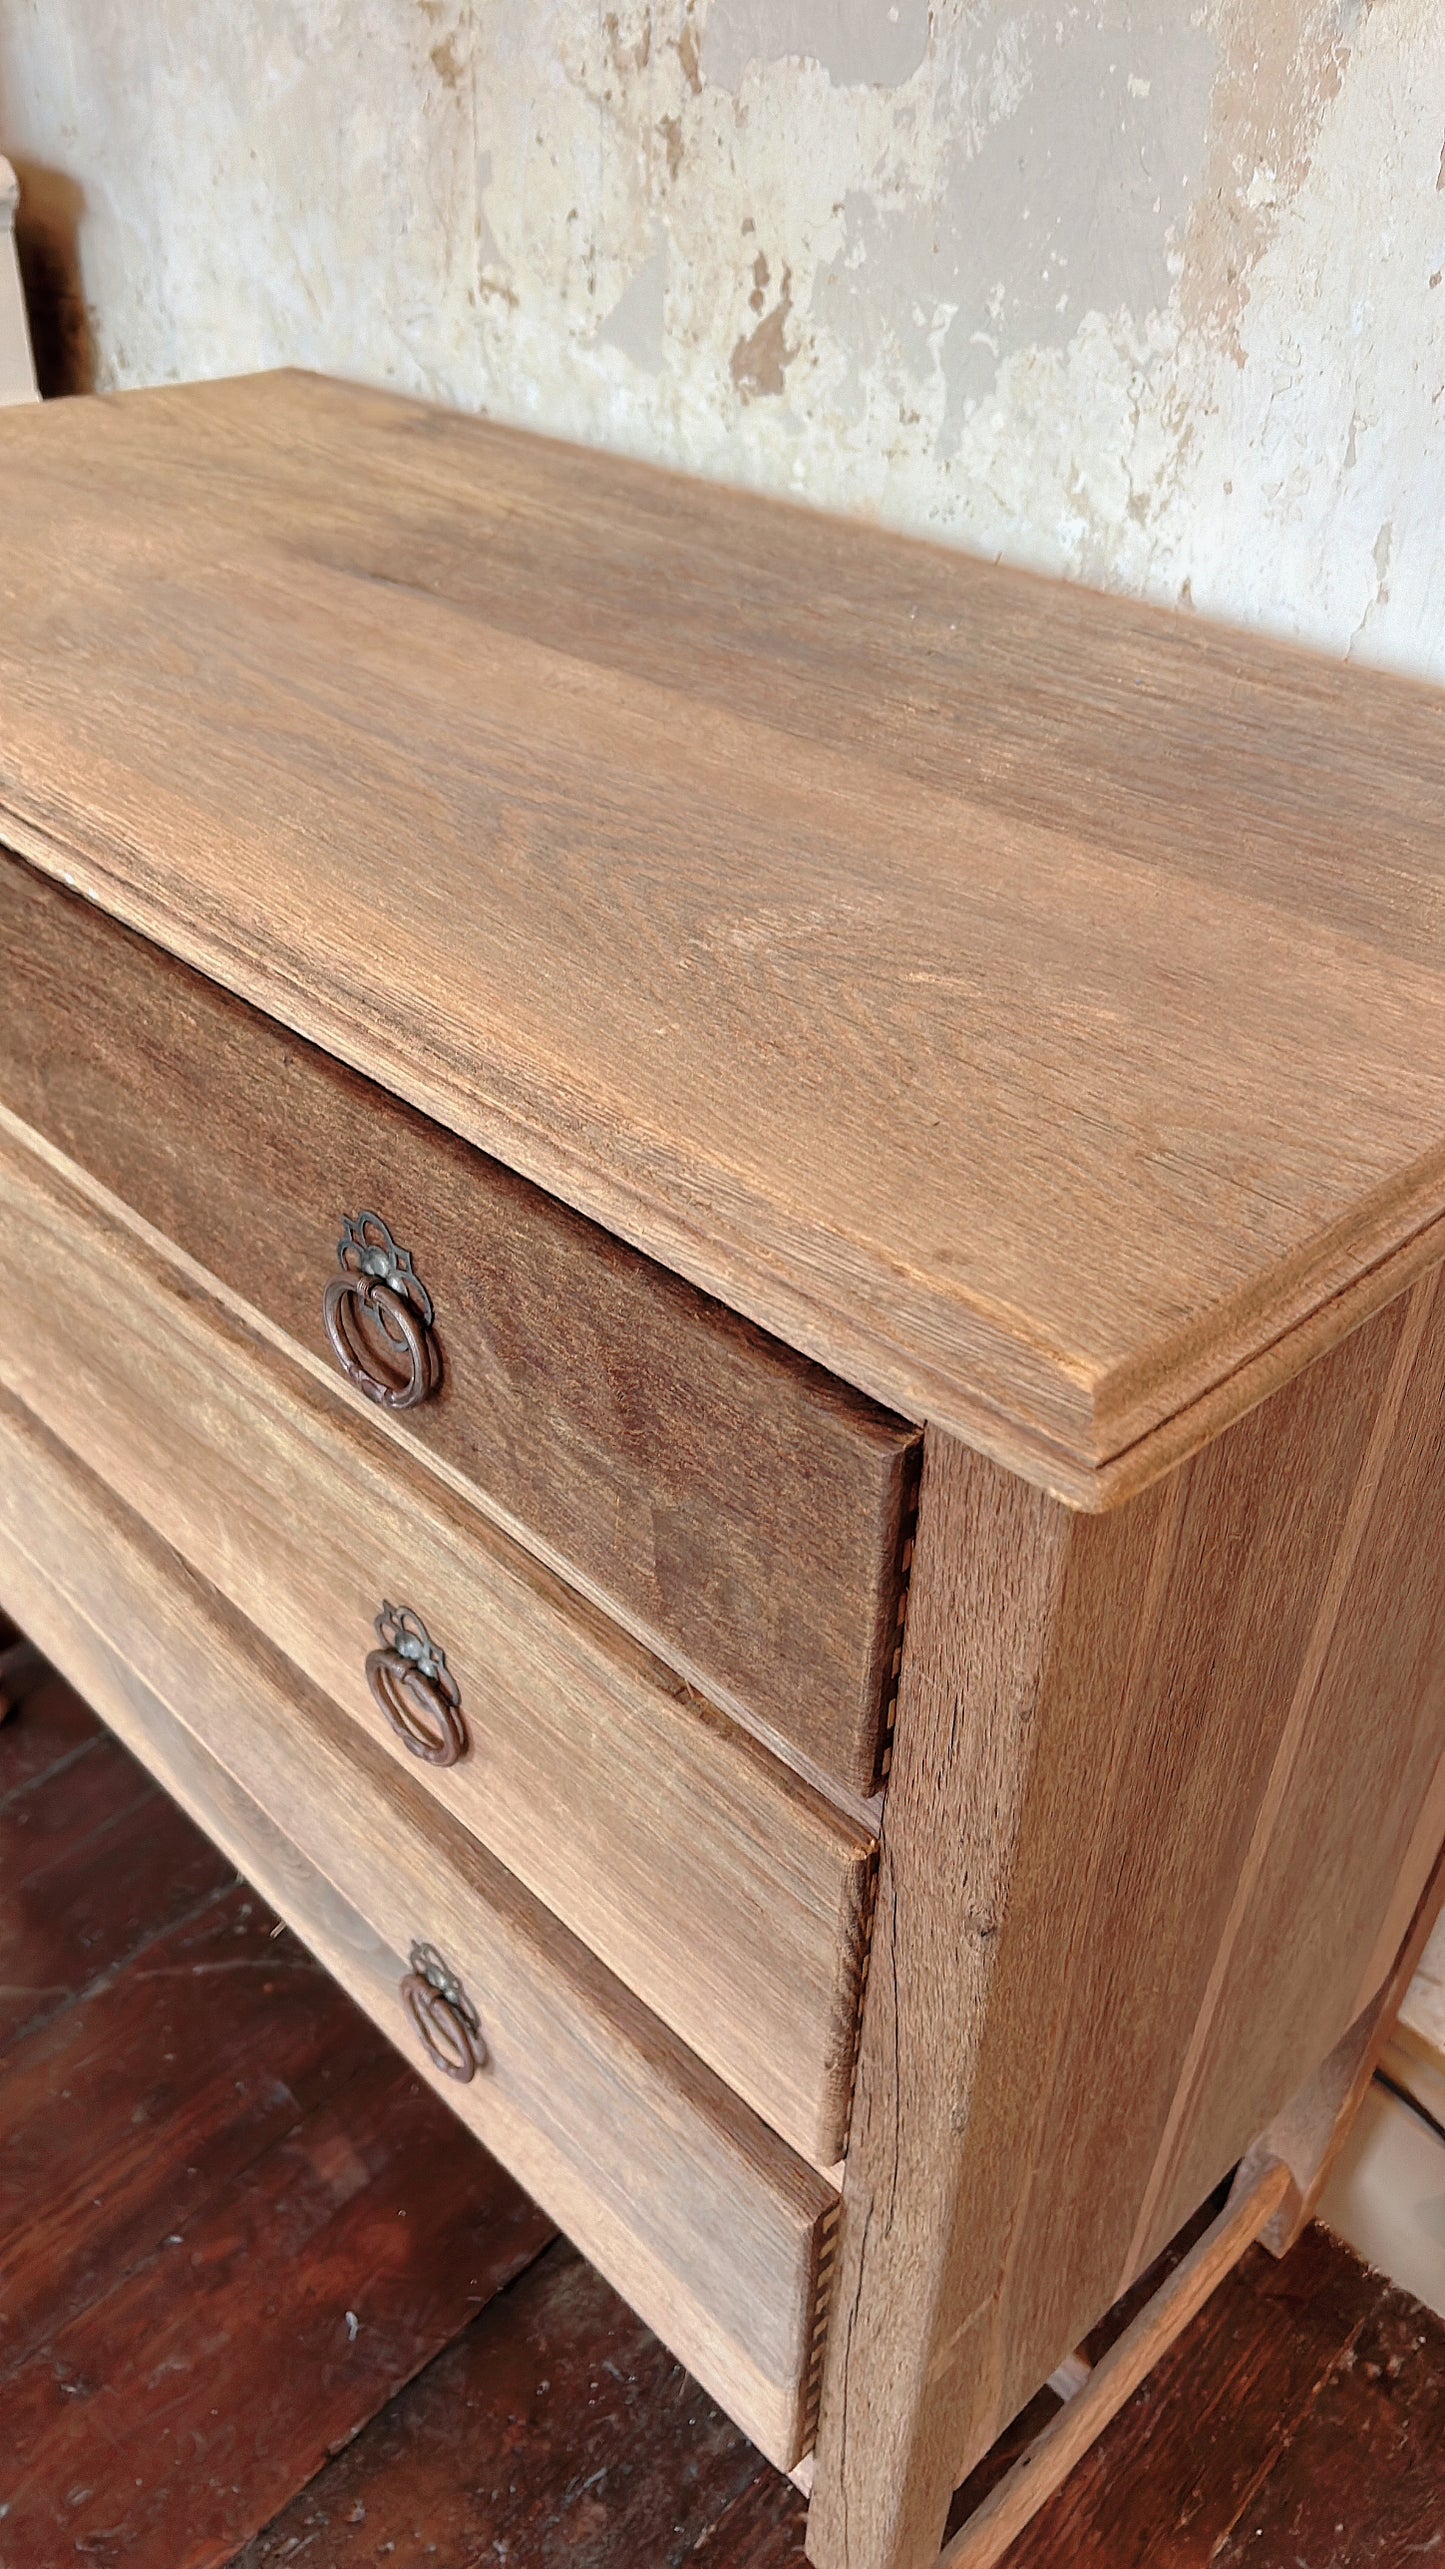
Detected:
[{"left": 3, "top": 1647, "right": 1443, "bottom": 2569}]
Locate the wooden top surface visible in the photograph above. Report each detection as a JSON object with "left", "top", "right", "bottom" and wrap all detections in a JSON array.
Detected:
[{"left": 2, "top": 369, "right": 1444, "bottom": 1504}]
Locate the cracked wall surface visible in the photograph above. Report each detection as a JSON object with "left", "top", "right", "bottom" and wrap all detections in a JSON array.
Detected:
[{"left": 1, "top": 0, "right": 1443, "bottom": 674}]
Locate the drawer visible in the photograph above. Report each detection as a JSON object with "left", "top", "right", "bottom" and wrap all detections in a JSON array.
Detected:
[
  {"left": 0, "top": 847, "right": 916, "bottom": 1791},
  {"left": 0, "top": 1124, "right": 874, "bottom": 2166},
  {"left": 0, "top": 1383, "right": 836, "bottom": 2470}
]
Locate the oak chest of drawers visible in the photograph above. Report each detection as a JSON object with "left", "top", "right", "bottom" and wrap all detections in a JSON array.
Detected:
[{"left": 2, "top": 371, "right": 1444, "bottom": 2569}]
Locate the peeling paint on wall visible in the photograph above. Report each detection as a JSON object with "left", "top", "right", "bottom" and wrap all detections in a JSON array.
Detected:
[
  {"left": 704, "top": 0, "right": 932, "bottom": 94},
  {"left": 1, "top": 0, "right": 1443, "bottom": 675},
  {"left": 730, "top": 249, "right": 793, "bottom": 397}
]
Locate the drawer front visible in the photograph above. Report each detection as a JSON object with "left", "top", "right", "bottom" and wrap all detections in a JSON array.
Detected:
[
  {"left": 0, "top": 847, "right": 916, "bottom": 1791},
  {"left": 0, "top": 1385, "right": 835, "bottom": 2470},
  {"left": 0, "top": 1126, "right": 873, "bottom": 2166}
]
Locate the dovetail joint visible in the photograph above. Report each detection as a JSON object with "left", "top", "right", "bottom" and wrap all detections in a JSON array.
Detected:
[
  {"left": 834, "top": 1463, "right": 921, "bottom": 2150},
  {"left": 802, "top": 2194, "right": 844, "bottom": 2449},
  {"left": 802, "top": 1462, "right": 924, "bottom": 2454},
  {"left": 876, "top": 1456, "right": 922, "bottom": 1789}
]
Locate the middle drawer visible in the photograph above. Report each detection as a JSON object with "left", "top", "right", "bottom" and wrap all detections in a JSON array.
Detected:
[{"left": 0, "top": 1125, "right": 875, "bottom": 2167}]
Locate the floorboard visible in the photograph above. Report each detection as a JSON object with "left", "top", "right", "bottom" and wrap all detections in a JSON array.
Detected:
[
  {"left": 1212, "top": 2270, "right": 1445, "bottom": 2568},
  {"left": 0, "top": 1658, "right": 104, "bottom": 1804},
  {"left": 990, "top": 2221, "right": 1445, "bottom": 2566},
  {"left": 0, "top": 1667, "right": 553, "bottom": 2569},
  {"left": 0, "top": 1715, "right": 234, "bottom": 2050},
  {"left": 237, "top": 2239, "right": 809, "bottom": 2569},
  {"left": 3, "top": 1879, "right": 388, "bottom": 2373},
  {"left": 5, "top": 1645, "right": 1445, "bottom": 2569}
]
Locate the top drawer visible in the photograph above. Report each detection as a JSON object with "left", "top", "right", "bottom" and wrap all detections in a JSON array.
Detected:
[{"left": 0, "top": 849, "right": 916, "bottom": 1790}]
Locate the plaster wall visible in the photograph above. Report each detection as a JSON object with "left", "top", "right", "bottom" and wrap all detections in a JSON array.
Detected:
[{"left": 1, "top": 1, "right": 1443, "bottom": 675}]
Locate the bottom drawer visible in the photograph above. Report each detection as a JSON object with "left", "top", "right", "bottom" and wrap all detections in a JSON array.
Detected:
[{"left": 0, "top": 1384, "right": 836, "bottom": 2471}]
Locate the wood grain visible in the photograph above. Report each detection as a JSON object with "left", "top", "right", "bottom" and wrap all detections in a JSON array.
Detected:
[
  {"left": 809, "top": 1272, "right": 1445, "bottom": 2569},
  {"left": 1235, "top": 1832, "right": 1445, "bottom": 2258},
  {"left": 0, "top": 1724, "right": 234, "bottom": 2051},
  {"left": 240, "top": 2238, "right": 810, "bottom": 2569},
  {"left": 0, "top": 1657, "right": 103, "bottom": 1802},
  {"left": 4, "top": 373, "right": 1445, "bottom": 1498},
  {"left": 939, "top": 2161, "right": 1292, "bottom": 2569},
  {"left": 0, "top": 1671, "right": 553, "bottom": 2568},
  {"left": 0, "top": 1383, "right": 836, "bottom": 2471},
  {"left": 0, "top": 845, "right": 915, "bottom": 1788},
  {"left": 0, "top": 1117, "right": 874, "bottom": 2167},
  {"left": 1, "top": 2057, "right": 544, "bottom": 2569},
  {"left": 3, "top": 1881, "right": 400, "bottom": 2374},
  {"left": 995, "top": 2222, "right": 1445, "bottom": 2569},
  {"left": 1126, "top": 1267, "right": 1445, "bottom": 2260},
  {"left": 2, "top": 1930, "right": 550, "bottom": 2569},
  {"left": 1199, "top": 2248, "right": 1445, "bottom": 2569}
]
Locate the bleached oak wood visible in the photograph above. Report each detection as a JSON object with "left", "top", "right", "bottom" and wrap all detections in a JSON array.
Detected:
[
  {"left": 0, "top": 1117, "right": 875, "bottom": 2169},
  {"left": 1235, "top": 1834, "right": 1445, "bottom": 2258},
  {"left": 4, "top": 378, "right": 1445, "bottom": 2564},
  {"left": 937, "top": 1851, "right": 1442, "bottom": 2569},
  {"left": 809, "top": 1269, "right": 1445, "bottom": 2569},
  {"left": 937, "top": 2159, "right": 1294, "bottom": 2569},
  {"left": 3, "top": 373, "right": 1445, "bottom": 1500},
  {"left": 0, "top": 844, "right": 916, "bottom": 1790},
  {"left": 0, "top": 1382, "right": 835, "bottom": 2472}
]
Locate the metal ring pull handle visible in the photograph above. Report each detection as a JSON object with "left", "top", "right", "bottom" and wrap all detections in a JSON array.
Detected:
[
  {"left": 323, "top": 1211, "right": 439, "bottom": 1411},
  {"left": 365, "top": 1602, "right": 468, "bottom": 1768},
  {"left": 400, "top": 1940, "right": 486, "bottom": 2082}
]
